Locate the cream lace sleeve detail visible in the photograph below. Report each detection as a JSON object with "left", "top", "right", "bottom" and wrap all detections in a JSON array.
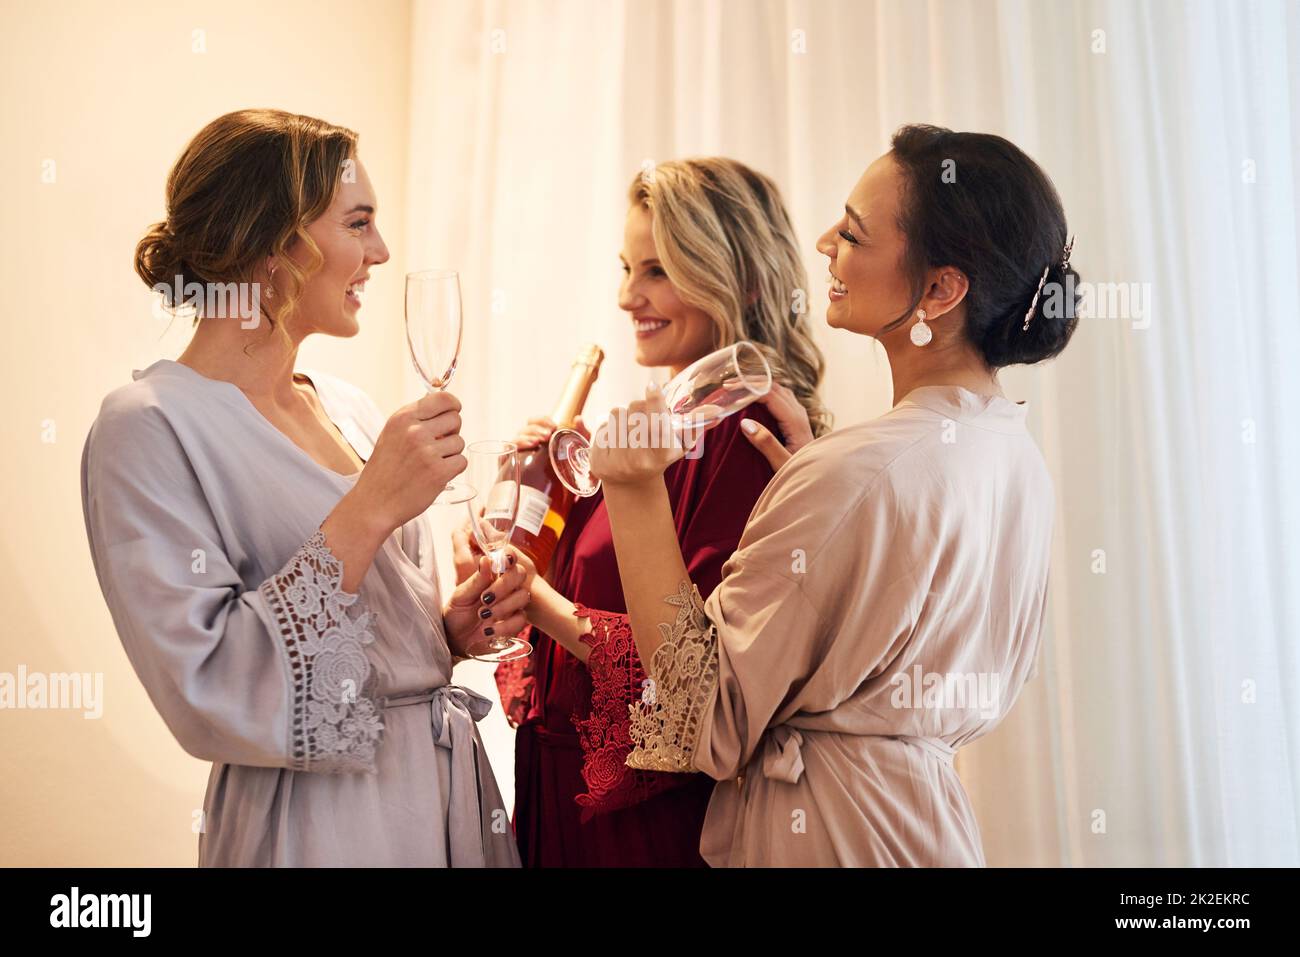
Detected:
[
  {"left": 258, "top": 529, "right": 385, "bottom": 774},
  {"left": 626, "top": 579, "right": 720, "bottom": 773}
]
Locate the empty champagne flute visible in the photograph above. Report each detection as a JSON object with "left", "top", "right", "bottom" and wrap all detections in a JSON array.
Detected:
[
  {"left": 464, "top": 440, "right": 531, "bottom": 662},
  {"left": 406, "top": 269, "right": 473, "bottom": 504},
  {"left": 550, "top": 341, "right": 772, "bottom": 498}
]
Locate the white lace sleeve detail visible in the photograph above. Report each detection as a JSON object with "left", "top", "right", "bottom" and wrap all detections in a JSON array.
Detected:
[
  {"left": 626, "top": 580, "right": 720, "bottom": 773},
  {"left": 258, "top": 529, "right": 384, "bottom": 774}
]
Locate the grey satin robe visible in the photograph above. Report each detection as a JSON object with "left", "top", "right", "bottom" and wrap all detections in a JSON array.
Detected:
[{"left": 81, "top": 359, "right": 520, "bottom": 868}]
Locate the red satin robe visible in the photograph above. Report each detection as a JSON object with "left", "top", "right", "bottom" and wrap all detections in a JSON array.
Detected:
[{"left": 495, "top": 405, "right": 780, "bottom": 866}]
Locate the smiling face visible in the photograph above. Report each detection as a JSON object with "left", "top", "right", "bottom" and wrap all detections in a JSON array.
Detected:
[
  {"left": 618, "top": 204, "right": 717, "bottom": 374},
  {"left": 278, "top": 156, "right": 390, "bottom": 337},
  {"left": 815, "top": 153, "right": 918, "bottom": 340}
]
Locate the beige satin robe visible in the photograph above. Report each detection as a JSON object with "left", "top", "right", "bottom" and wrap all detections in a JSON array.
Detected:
[{"left": 627, "top": 385, "right": 1053, "bottom": 866}]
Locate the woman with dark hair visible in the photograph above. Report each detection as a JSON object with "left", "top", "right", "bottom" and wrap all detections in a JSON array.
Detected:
[
  {"left": 82, "top": 109, "right": 524, "bottom": 867},
  {"left": 587, "top": 125, "right": 1079, "bottom": 866}
]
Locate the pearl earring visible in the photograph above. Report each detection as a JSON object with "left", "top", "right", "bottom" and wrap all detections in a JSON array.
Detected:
[{"left": 910, "top": 307, "right": 932, "bottom": 346}]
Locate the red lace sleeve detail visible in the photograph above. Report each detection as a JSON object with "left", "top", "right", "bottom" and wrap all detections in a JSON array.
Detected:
[
  {"left": 571, "top": 604, "right": 698, "bottom": 820},
  {"left": 493, "top": 629, "right": 536, "bottom": 729}
]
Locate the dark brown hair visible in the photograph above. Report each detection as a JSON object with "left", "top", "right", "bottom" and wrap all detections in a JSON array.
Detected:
[{"left": 890, "top": 124, "right": 1079, "bottom": 368}]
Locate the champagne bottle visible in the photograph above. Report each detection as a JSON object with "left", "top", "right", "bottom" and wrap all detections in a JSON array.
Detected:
[{"left": 511, "top": 344, "right": 604, "bottom": 575}]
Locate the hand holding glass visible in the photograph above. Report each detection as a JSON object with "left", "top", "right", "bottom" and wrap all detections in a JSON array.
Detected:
[
  {"left": 463, "top": 440, "right": 532, "bottom": 662},
  {"left": 550, "top": 341, "right": 773, "bottom": 497}
]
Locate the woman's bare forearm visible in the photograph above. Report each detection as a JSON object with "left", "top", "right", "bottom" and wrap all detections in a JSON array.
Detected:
[
  {"left": 526, "top": 578, "right": 593, "bottom": 663},
  {"left": 319, "top": 489, "right": 391, "bottom": 592},
  {"left": 601, "top": 477, "right": 692, "bottom": 666}
]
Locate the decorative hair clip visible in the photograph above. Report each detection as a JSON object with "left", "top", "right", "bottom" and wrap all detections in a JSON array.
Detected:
[{"left": 1023, "top": 234, "right": 1076, "bottom": 332}]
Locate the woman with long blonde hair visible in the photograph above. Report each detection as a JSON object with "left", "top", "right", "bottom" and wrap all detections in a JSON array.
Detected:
[{"left": 469, "top": 157, "right": 828, "bottom": 866}]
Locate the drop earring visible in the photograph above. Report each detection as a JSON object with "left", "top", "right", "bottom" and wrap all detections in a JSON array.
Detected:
[
  {"left": 264, "top": 265, "right": 276, "bottom": 301},
  {"left": 910, "top": 307, "right": 932, "bottom": 346}
]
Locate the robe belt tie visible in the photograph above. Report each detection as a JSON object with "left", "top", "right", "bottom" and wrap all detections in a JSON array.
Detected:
[
  {"left": 378, "top": 685, "right": 496, "bottom": 866},
  {"left": 759, "top": 727, "right": 957, "bottom": 785}
]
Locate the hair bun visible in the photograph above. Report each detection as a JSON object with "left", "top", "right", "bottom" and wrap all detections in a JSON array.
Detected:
[
  {"left": 889, "top": 125, "right": 1081, "bottom": 369},
  {"left": 133, "top": 219, "right": 185, "bottom": 302},
  {"left": 981, "top": 258, "right": 1081, "bottom": 368}
]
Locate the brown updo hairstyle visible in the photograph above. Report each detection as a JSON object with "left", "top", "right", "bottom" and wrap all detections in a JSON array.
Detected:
[
  {"left": 888, "top": 124, "right": 1080, "bottom": 368},
  {"left": 134, "top": 108, "right": 358, "bottom": 338}
]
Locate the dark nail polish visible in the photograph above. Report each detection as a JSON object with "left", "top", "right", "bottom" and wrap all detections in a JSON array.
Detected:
[
  {"left": 481, "top": 592, "right": 496, "bottom": 605},
  {"left": 478, "top": 607, "right": 492, "bottom": 619},
  {"left": 483, "top": 626, "right": 495, "bottom": 637}
]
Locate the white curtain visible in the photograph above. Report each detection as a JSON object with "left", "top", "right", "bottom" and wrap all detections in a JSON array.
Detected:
[{"left": 406, "top": 0, "right": 1300, "bottom": 866}]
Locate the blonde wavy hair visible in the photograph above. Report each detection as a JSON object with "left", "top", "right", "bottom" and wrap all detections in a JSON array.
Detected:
[
  {"left": 134, "top": 108, "right": 358, "bottom": 344},
  {"left": 629, "top": 158, "right": 830, "bottom": 437}
]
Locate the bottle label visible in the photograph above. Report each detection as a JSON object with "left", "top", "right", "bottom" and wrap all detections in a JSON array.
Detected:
[
  {"left": 516, "top": 485, "right": 552, "bottom": 537},
  {"left": 543, "top": 509, "right": 566, "bottom": 539},
  {"left": 483, "top": 482, "right": 517, "bottom": 523}
]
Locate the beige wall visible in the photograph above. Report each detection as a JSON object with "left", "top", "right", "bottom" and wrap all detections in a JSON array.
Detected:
[{"left": 0, "top": 0, "right": 412, "bottom": 865}]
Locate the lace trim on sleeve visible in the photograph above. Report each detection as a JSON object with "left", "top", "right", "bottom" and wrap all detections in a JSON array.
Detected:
[
  {"left": 493, "top": 641, "right": 536, "bottom": 729},
  {"left": 572, "top": 606, "right": 700, "bottom": 818},
  {"left": 626, "top": 580, "right": 720, "bottom": 773},
  {"left": 258, "top": 529, "right": 384, "bottom": 774}
]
